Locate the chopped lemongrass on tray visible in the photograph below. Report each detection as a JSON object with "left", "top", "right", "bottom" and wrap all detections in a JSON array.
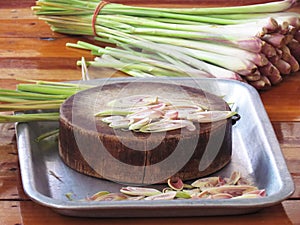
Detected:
[
  {"left": 31, "top": 0, "right": 300, "bottom": 90},
  {"left": 80, "top": 171, "right": 266, "bottom": 201}
]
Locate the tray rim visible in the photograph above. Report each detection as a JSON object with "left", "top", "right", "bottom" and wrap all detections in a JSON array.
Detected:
[{"left": 16, "top": 78, "right": 295, "bottom": 217}]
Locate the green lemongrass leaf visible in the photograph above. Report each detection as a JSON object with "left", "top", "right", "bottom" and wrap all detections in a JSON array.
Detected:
[
  {"left": 0, "top": 112, "right": 60, "bottom": 123},
  {"left": 0, "top": 103, "right": 62, "bottom": 112},
  {"left": 17, "top": 84, "right": 80, "bottom": 96},
  {"left": 16, "top": 78, "right": 92, "bottom": 88},
  {"left": 175, "top": 191, "right": 192, "bottom": 199},
  {"left": 95, "top": 109, "right": 133, "bottom": 117},
  {"left": 0, "top": 96, "right": 30, "bottom": 103},
  {"left": 3, "top": 99, "right": 64, "bottom": 106},
  {"left": 108, "top": 0, "right": 296, "bottom": 15},
  {"left": 35, "top": 129, "right": 59, "bottom": 142},
  {"left": 0, "top": 89, "right": 69, "bottom": 100},
  {"left": 187, "top": 111, "right": 237, "bottom": 123}
]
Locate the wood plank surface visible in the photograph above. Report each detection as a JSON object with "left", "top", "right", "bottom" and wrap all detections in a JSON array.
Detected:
[
  {"left": 0, "top": 200, "right": 299, "bottom": 225},
  {"left": 0, "top": 0, "right": 300, "bottom": 224}
]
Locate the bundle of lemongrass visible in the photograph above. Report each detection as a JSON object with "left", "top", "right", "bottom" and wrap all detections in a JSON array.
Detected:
[
  {"left": 0, "top": 79, "right": 92, "bottom": 123},
  {"left": 31, "top": 0, "right": 300, "bottom": 90}
]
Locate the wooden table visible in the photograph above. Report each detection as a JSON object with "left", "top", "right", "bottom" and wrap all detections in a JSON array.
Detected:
[{"left": 0, "top": 0, "right": 299, "bottom": 224}]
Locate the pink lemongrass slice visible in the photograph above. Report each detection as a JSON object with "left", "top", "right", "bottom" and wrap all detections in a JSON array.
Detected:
[
  {"left": 187, "top": 111, "right": 236, "bottom": 123},
  {"left": 191, "top": 176, "right": 221, "bottom": 188},
  {"left": 233, "top": 189, "right": 266, "bottom": 199},
  {"left": 227, "top": 171, "right": 241, "bottom": 185},
  {"left": 202, "top": 185, "right": 258, "bottom": 197},
  {"left": 144, "top": 191, "right": 177, "bottom": 200},
  {"left": 127, "top": 108, "right": 164, "bottom": 121},
  {"left": 163, "top": 110, "right": 179, "bottom": 120},
  {"left": 128, "top": 117, "right": 151, "bottom": 130},
  {"left": 208, "top": 193, "right": 233, "bottom": 199},
  {"left": 167, "top": 177, "right": 184, "bottom": 191},
  {"left": 89, "top": 193, "right": 128, "bottom": 201},
  {"left": 109, "top": 118, "right": 133, "bottom": 129},
  {"left": 101, "top": 115, "right": 125, "bottom": 124},
  {"left": 120, "top": 187, "right": 161, "bottom": 196},
  {"left": 139, "top": 119, "right": 195, "bottom": 133},
  {"left": 108, "top": 95, "right": 159, "bottom": 108},
  {"left": 88, "top": 191, "right": 110, "bottom": 201}
]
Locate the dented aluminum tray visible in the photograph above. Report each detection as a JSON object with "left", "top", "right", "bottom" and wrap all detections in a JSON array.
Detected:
[{"left": 16, "top": 78, "right": 294, "bottom": 217}]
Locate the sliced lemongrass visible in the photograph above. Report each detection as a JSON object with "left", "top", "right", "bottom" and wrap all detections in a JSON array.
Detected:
[
  {"left": 89, "top": 193, "right": 128, "bottom": 201},
  {"left": 139, "top": 119, "right": 196, "bottom": 133},
  {"left": 128, "top": 117, "right": 151, "bottom": 131},
  {"left": 175, "top": 191, "right": 192, "bottom": 199},
  {"left": 109, "top": 118, "right": 132, "bottom": 129},
  {"left": 101, "top": 115, "right": 125, "bottom": 124},
  {"left": 167, "top": 177, "right": 184, "bottom": 191},
  {"left": 202, "top": 185, "right": 258, "bottom": 196},
  {"left": 191, "top": 177, "right": 221, "bottom": 188},
  {"left": 107, "top": 95, "right": 159, "bottom": 107},
  {"left": 187, "top": 111, "right": 237, "bottom": 123},
  {"left": 120, "top": 186, "right": 161, "bottom": 196},
  {"left": 94, "top": 109, "right": 133, "bottom": 117},
  {"left": 87, "top": 191, "right": 110, "bottom": 201},
  {"left": 127, "top": 109, "right": 164, "bottom": 121},
  {"left": 144, "top": 191, "right": 177, "bottom": 200},
  {"left": 163, "top": 110, "right": 179, "bottom": 120}
]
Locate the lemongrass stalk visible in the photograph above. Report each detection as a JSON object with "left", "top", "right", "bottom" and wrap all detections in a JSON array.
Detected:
[
  {"left": 0, "top": 96, "right": 33, "bottom": 103},
  {"left": 33, "top": 0, "right": 296, "bottom": 15},
  {"left": 0, "top": 112, "right": 60, "bottom": 123},
  {"left": 0, "top": 103, "right": 62, "bottom": 112},
  {"left": 96, "top": 46, "right": 212, "bottom": 77},
  {"left": 16, "top": 78, "right": 92, "bottom": 88},
  {"left": 81, "top": 58, "right": 186, "bottom": 77},
  {"left": 73, "top": 38, "right": 241, "bottom": 80},
  {"left": 1, "top": 99, "right": 64, "bottom": 106},
  {"left": 136, "top": 35, "right": 268, "bottom": 66},
  {"left": 0, "top": 89, "right": 68, "bottom": 100},
  {"left": 35, "top": 129, "right": 59, "bottom": 142},
  {"left": 165, "top": 44, "right": 258, "bottom": 76},
  {"left": 17, "top": 84, "right": 82, "bottom": 96}
]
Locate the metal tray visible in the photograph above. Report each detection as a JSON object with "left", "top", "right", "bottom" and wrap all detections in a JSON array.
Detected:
[{"left": 16, "top": 78, "right": 294, "bottom": 217}]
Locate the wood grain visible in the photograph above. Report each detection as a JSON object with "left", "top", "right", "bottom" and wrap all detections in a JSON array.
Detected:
[{"left": 0, "top": 0, "right": 300, "bottom": 224}]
